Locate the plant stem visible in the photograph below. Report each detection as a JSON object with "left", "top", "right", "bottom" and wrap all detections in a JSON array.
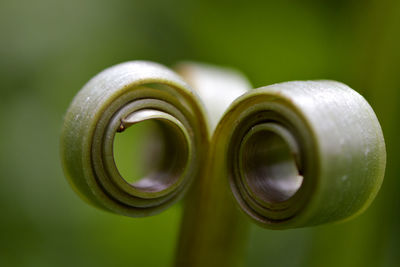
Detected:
[
  {"left": 173, "top": 62, "right": 252, "bottom": 267},
  {"left": 174, "top": 155, "right": 250, "bottom": 267}
]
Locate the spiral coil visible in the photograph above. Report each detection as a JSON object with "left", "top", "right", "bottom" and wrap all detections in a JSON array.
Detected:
[
  {"left": 61, "top": 61, "right": 386, "bottom": 229},
  {"left": 61, "top": 61, "right": 208, "bottom": 217},
  {"left": 217, "top": 81, "right": 386, "bottom": 228}
]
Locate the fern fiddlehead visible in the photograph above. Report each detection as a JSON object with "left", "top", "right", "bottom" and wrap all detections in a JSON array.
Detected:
[{"left": 61, "top": 61, "right": 386, "bottom": 266}]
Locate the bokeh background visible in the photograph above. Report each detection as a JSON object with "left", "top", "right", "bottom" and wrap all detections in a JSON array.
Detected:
[{"left": 1, "top": 0, "right": 399, "bottom": 266}]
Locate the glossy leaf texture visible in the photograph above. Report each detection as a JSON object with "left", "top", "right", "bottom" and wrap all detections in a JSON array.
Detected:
[
  {"left": 215, "top": 80, "right": 386, "bottom": 229},
  {"left": 60, "top": 61, "right": 209, "bottom": 217},
  {"left": 61, "top": 61, "right": 386, "bottom": 231}
]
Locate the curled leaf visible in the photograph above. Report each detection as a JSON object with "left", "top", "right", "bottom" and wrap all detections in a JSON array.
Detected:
[
  {"left": 214, "top": 81, "right": 386, "bottom": 229},
  {"left": 60, "top": 61, "right": 208, "bottom": 217},
  {"left": 61, "top": 62, "right": 386, "bottom": 228}
]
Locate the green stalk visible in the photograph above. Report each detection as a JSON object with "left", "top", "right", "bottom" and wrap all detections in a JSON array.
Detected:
[
  {"left": 174, "top": 63, "right": 252, "bottom": 267},
  {"left": 174, "top": 155, "right": 250, "bottom": 267}
]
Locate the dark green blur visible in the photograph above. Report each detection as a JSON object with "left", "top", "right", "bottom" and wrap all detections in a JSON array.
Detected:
[{"left": 1, "top": 0, "right": 399, "bottom": 266}]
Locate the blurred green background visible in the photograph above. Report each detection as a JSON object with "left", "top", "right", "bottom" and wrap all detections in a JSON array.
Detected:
[{"left": 1, "top": 0, "right": 399, "bottom": 266}]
